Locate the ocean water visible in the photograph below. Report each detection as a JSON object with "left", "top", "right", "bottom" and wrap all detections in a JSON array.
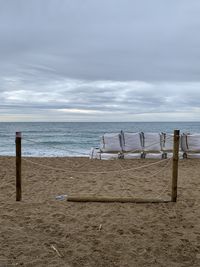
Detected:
[{"left": 0, "top": 122, "right": 200, "bottom": 157}]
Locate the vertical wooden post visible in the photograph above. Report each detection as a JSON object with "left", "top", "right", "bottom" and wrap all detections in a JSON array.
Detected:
[
  {"left": 171, "top": 129, "right": 180, "bottom": 202},
  {"left": 16, "top": 132, "right": 22, "bottom": 201}
]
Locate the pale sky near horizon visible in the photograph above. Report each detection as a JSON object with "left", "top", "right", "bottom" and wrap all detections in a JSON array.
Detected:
[{"left": 1, "top": 0, "right": 200, "bottom": 122}]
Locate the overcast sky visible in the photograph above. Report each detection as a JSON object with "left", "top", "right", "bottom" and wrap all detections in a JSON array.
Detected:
[{"left": 1, "top": 0, "right": 200, "bottom": 122}]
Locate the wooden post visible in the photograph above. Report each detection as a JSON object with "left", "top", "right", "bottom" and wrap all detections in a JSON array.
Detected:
[
  {"left": 16, "top": 132, "right": 22, "bottom": 201},
  {"left": 67, "top": 196, "right": 171, "bottom": 203},
  {"left": 171, "top": 129, "right": 180, "bottom": 202}
]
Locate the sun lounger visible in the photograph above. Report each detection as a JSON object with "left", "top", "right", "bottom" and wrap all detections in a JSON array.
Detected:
[
  {"left": 181, "top": 133, "right": 200, "bottom": 158},
  {"left": 142, "top": 132, "right": 162, "bottom": 159}
]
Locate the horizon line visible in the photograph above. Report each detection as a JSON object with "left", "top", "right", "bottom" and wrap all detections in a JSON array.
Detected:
[{"left": 0, "top": 121, "right": 200, "bottom": 123}]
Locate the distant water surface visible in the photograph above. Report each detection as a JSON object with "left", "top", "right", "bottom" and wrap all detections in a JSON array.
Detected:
[{"left": 0, "top": 122, "right": 200, "bottom": 156}]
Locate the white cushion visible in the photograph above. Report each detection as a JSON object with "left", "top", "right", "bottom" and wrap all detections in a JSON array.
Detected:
[
  {"left": 144, "top": 153, "right": 163, "bottom": 159},
  {"left": 186, "top": 153, "right": 200, "bottom": 159},
  {"left": 123, "top": 153, "right": 142, "bottom": 159},
  {"left": 121, "top": 132, "right": 142, "bottom": 152},
  {"left": 181, "top": 134, "right": 200, "bottom": 152},
  {"left": 162, "top": 152, "right": 184, "bottom": 159},
  {"left": 143, "top": 133, "right": 161, "bottom": 152},
  {"left": 100, "top": 133, "right": 122, "bottom": 152},
  {"left": 161, "top": 133, "right": 174, "bottom": 151},
  {"left": 100, "top": 153, "right": 119, "bottom": 160}
]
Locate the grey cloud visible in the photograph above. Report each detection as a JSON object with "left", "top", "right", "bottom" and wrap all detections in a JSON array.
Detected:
[
  {"left": 1, "top": 74, "right": 200, "bottom": 121},
  {"left": 1, "top": 0, "right": 200, "bottom": 81},
  {"left": 0, "top": 0, "right": 200, "bottom": 121}
]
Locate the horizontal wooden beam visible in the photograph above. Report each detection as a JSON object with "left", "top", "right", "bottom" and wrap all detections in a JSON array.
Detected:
[{"left": 67, "top": 196, "right": 171, "bottom": 203}]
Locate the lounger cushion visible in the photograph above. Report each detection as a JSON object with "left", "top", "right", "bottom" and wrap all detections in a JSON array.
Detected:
[
  {"left": 143, "top": 133, "right": 161, "bottom": 152},
  {"left": 100, "top": 133, "right": 122, "bottom": 152},
  {"left": 121, "top": 132, "right": 142, "bottom": 152}
]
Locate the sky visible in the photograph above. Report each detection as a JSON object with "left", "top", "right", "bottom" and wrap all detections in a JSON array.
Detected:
[{"left": 0, "top": 0, "right": 200, "bottom": 122}]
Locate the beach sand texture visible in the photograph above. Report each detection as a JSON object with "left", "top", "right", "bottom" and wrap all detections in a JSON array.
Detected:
[{"left": 0, "top": 156, "right": 200, "bottom": 266}]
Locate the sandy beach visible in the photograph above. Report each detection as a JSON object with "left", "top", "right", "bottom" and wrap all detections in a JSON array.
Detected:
[{"left": 0, "top": 156, "right": 200, "bottom": 266}]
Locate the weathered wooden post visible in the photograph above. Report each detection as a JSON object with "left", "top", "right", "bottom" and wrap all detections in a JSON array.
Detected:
[
  {"left": 16, "top": 132, "right": 22, "bottom": 201},
  {"left": 171, "top": 129, "right": 180, "bottom": 202}
]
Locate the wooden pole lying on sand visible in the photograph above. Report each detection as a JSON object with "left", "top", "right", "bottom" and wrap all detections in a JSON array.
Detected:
[
  {"left": 67, "top": 196, "right": 171, "bottom": 203},
  {"left": 171, "top": 129, "right": 180, "bottom": 202},
  {"left": 16, "top": 132, "right": 22, "bottom": 201}
]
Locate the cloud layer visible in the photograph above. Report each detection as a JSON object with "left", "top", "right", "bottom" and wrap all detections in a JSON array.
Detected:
[
  {"left": 1, "top": 73, "right": 200, "bottom": 121},
  {"left": 0, "top": 0, "right": 200, "bottom": 121}
]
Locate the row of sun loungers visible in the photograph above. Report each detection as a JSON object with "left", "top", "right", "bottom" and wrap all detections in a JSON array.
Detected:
[{"left": 90, "top": 132, "right": 200, "bottom": 160}]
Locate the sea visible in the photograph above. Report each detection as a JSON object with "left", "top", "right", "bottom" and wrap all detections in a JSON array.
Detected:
[{"left": 0, "top": 122, "right": 200, "bottom": 157}]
